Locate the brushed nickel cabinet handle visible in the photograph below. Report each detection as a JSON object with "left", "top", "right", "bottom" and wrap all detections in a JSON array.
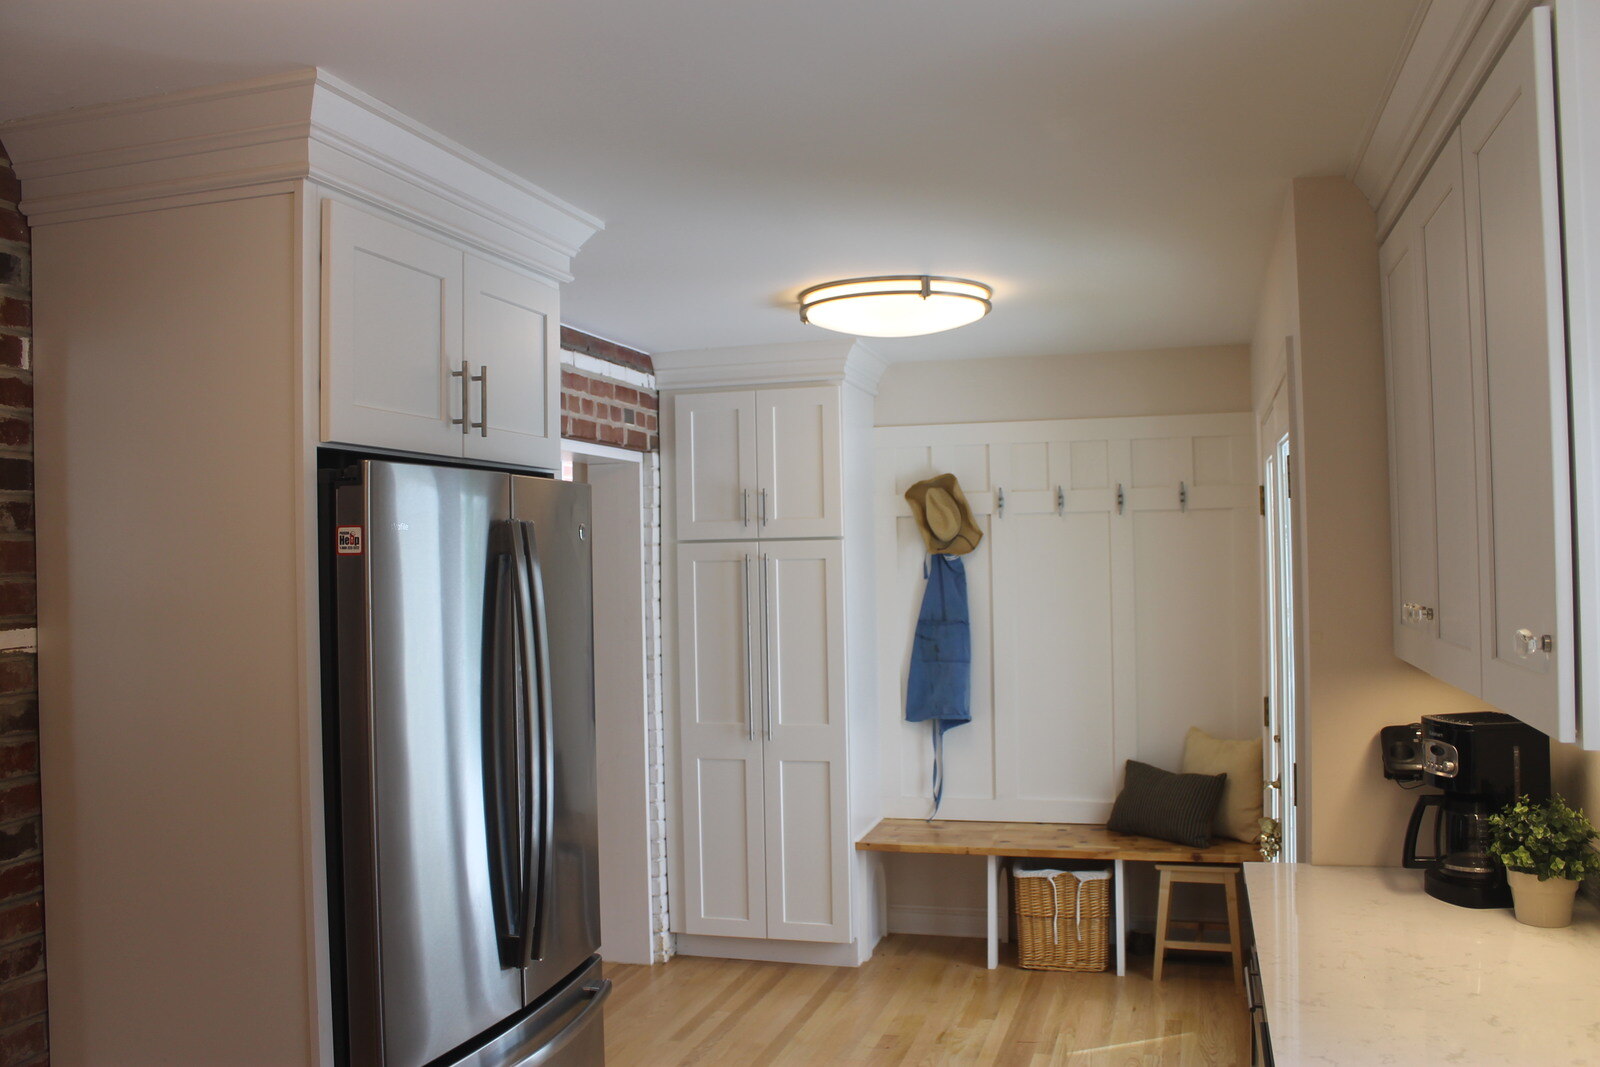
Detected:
[
  {"left": 451, "top": 360, "right": 470, "bottom": 434},
  {"left": 471, "top": 364, "right": 489, "bottom": 437},
  {"left": 744, "top": 553, "right": 756, "bottom": 742}
]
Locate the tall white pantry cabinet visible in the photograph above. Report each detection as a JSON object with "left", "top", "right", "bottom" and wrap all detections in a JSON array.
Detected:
[
  {"left": 5, "top": 70, "right": 600, "bottom": 1063},
  {"left": 659, "top": 341, "right": 886, "bottom": 965}
]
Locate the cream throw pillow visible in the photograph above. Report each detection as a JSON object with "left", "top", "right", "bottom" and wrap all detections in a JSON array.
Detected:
[{"left": 1181, "top": 727, "right": 1263, "bottom": 843}]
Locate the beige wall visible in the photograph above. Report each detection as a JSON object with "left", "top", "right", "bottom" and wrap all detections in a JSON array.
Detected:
[
  {"left": 876, "top": 345, "right": 1250, "bottom": 426},
  {"left": 35, "top": 195, "right": 315, "bottom": 1062},
  {"left": 1256, "top": 176, "right": 1483, "bottom": 868}
]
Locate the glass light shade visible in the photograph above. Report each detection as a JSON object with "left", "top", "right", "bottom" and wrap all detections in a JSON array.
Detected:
[{"left": 798, "top": 276, "right": 992, "bottom": 337}]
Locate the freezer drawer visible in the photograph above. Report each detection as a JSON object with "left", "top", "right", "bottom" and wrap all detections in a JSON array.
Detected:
[{"left": 461, "top": 957, "right": 610, "bottom": 1067}]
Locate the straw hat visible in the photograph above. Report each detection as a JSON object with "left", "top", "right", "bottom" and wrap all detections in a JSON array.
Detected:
[{"left": 904, "top": 473, "right": 983, "bottom": 556}]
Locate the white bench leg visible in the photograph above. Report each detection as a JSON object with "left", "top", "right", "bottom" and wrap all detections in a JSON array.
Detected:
[
  {"left": 986, "top": 854, "right": 999, "bottom": 969},
  {"left": 1114, "top": 858, "right": 1127, "bottom": 977}
]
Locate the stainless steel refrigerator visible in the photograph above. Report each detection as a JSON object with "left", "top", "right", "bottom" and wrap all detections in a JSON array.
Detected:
[{"left": 324, "top": 457, "right": 606, "bottom": 1067}]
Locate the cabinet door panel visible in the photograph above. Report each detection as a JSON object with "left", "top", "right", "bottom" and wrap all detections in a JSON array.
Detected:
[
  {"left": 994, "top": 505, "right": 1116, "bottom": 818},
  {"left": 1381, "top": 219, "right": 1439, "bottom": 673},
  {"left": 1418, "top": 135, "right": 1482, "bottom": 689},
  {"left": 761, "top": 542, "right": 849, "bottom": 942},
  {"left": 675, "top": 393, "right": 758, "bottom": 541},
  {"left": 322, "top": 199, "right": 464, "bottom": 457},
  {"left": 462, "top": 255, "right": 560, "bottom": 470},
  {"left": 1463, "top": 9, "right": 1573, "bottom": 740},
  {"left": 1131, "top": 496, "right": 1257, "bottom": 776},
  {"left": 757, "top": 387, "right": 842, "bottom": 539},
  {"left": 675, "top": 543, "right": 765, "bottom": 937}
]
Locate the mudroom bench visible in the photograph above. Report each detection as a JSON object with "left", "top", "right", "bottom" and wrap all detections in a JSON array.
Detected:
[{"left": 855, "top": 819, "right": 1264, "bottom": 974}]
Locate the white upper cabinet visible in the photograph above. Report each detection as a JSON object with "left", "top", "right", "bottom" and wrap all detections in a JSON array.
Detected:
[
  {"left": 675, "top": 392, "right": 760, "bottom": 540},
  {"left": 1380, "top": 131, "right": 1482, "bottom": 696},
  {"left": 1462, "top": 9, "right": 1572, "bottom": 741},
  {"left": 1378, "top": 9, "right": 1573, "bottom": 741},
  {"left": 322, "top": 199, "right": 465, "bottom": 458},
  {"left": 675, "top": 386, "right": 843, "bottom": 541},
  {"left": 756, "top": 387, "right": 843, "bottom": 539},
  {"left": 461, "top": 254, "right": 561, "bottom": 470},
  {"left": 322, "top": 199, "right": 563, "bottom": 471}
]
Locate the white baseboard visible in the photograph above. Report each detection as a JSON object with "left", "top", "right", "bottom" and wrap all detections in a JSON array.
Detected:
[
  {"left": 673, "top": 933, "right": 864, "bottom": 967},
  {"left": 885, "top": 903, "right": 990, "bottom": 939}
]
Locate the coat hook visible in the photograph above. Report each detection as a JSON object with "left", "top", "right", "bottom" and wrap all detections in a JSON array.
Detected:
[{"left": 1179, "top": 481, "right": 1188, "bottom": 512}]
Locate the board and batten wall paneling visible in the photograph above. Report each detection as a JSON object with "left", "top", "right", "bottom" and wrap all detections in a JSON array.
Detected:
[{"left": 875, "top": 415, "right": 1259, "bottom": 825}]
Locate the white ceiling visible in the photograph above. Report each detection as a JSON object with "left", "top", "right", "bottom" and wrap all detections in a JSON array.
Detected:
[{"left": 0, "top": 0, "right": 1419, "bottom": 363}]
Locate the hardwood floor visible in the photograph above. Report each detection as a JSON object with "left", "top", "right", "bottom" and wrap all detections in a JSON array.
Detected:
[{"left": 604, "top": 934, "right": 1250, "bottom": 1065}]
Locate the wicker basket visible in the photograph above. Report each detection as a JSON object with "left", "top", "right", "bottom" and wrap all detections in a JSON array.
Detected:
[{"left": 1012, "top": 866, "right": 1111, "bottom": 972}]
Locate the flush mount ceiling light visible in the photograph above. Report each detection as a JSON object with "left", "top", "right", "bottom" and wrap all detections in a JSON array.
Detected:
[{"left": 798, "top": 275, "right": 993, "bottom": 338}]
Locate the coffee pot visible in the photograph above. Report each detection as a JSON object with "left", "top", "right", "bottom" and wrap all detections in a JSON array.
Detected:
[{"left": 1385, "top": 712, "right": 1549, "bottom": 908}]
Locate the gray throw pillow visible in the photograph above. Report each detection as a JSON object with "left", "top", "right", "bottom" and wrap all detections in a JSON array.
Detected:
[{"left": 1106, "top": 759, "right": 1227, "bottom": 848}]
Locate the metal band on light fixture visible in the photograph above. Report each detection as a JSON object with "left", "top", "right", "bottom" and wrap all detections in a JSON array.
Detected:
[{"left": 797, "top": 275, "right": 993, "bottom": 337}]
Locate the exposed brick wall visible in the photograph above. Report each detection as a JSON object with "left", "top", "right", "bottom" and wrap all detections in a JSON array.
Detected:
[
  {"left": 559, "top": 326, "right": 653, "bottom": 375},
  {"left": 559, "top": 329, "right": 658, "bottom": 453},
  {"left": 0, "top": 144, "right": 45, "bottom": 1067}
]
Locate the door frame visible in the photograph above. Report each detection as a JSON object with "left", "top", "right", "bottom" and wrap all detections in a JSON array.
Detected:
[
  {"left": 562, "top": 439, "right": 660, "bottom": 963},
  {"left": 1259, "top": 366, "right": 1306, "bottom": 862}
]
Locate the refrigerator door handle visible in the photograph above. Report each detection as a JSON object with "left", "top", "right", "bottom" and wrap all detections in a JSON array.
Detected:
[
  {"left": 485, "top": 538, "right": 529, "bottom": 969},
  {"left": 521, "top": 979, "right": 612, "bottom": 1067},
  {"left": 519, "top": 519, "right": 559, "bottom": 963},
  {"left": 508, "top": 521, "right": 543, "bottom": 967}
]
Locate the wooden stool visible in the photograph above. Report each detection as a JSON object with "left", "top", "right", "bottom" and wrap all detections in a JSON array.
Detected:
[{"left": 1152, "top": 864, "right": 1243, "bottom": 986}]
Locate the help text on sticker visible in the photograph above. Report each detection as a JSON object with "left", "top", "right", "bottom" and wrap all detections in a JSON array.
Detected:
[{"left": 336, "top": 526, "right": 364, "bottom": 555}]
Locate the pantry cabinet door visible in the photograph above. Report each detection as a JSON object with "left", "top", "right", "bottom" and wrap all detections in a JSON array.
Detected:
[
  {"left": 755, "top": 386, "right": 843, "bottom": 539},
  {"left": 675, "top": 392, "right": 759, "bottom": 541},
  {"left": 461, "top": 254, "right": 561, "bottom": 471},
  {"left": 1462, "top": 9, "right": 1573, "bottom": 741},
  {"left": 322, "top": 199, "right": 465, "bottom": 458},
  {"left": 675, "top": 542, "right": 767, "bottom": 938},
  {"left": 758, "top": 541, "right": 849, "bottom": 943}
]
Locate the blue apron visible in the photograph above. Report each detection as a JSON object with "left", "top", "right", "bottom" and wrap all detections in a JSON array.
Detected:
[{"left": 905, "top": 554, "right": 971, "bottom": 818}]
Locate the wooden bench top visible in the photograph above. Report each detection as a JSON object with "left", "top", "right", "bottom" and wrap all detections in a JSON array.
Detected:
[{"left": 855, "top": 818, "right": 1264, "bottom": 864}]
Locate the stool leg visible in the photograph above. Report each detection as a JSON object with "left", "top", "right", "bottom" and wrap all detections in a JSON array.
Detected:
[
  {"left": 1223, "top": 872, "right": 1244, "bottom": 988},
  {"left": 1153, "top": 868, "right": 1172, "bottom": 983}
]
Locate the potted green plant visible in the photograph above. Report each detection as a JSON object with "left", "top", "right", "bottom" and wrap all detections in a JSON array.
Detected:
[{"left": 1486, "top": 794, "right": 1597, "bottom": 928}]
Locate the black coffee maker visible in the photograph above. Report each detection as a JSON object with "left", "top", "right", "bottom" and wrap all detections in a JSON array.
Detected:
[{"left": 1385, "top": 711, "right": 1550, "bottom": 908}]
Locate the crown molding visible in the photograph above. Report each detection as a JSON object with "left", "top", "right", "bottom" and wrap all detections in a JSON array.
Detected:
[
  {"left": 653, "top": 339, "right": 888, "bottom": 395},
  {"left": 0, "top": 68, "right": 603, "bottom": 281},
  {"left": 1350, "top": 0, "right": 1536, "bottom": 239}
]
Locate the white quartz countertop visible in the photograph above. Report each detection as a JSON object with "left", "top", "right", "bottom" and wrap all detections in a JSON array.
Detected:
[{"left": 1244, "top": 864, "right": 1600, "bottom": 1065}]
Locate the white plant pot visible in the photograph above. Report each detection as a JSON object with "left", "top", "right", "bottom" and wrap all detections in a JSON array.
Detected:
[{"left": 1507, "top": 870, "right": 1580, "bottom": 928}]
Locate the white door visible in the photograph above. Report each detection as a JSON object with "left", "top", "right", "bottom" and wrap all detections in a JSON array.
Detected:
[
  {"left": 1463, "top": 9, "right": 1573, "bottom": 740},
  {"left": 322, "top": 199, "right": 465, "bottom": 457},
  {"left": 755, "top": 386, "right": 843, "bottom": 539},
  {"left": 758, "top": 541, "right": 849, "bottom": 942},
  {"left": 462, "top": 254, "right": 561, "bottom": 471},
  {"left": 675, "top": 392, "right": 759, "bottom": 541},
  {"left": 1380, "top": 131, "right": 1482, "bottom": 695},
  {"left": 675, "top": 542, "right": 766, "bottom": 938},
  {"left": 1259, "top": 384, "right": 1298, "bottom": 858}
]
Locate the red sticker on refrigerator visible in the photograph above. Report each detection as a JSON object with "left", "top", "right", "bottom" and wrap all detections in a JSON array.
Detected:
[{"left": 336, "top": 525, "right": 364, "bottom": 555}]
